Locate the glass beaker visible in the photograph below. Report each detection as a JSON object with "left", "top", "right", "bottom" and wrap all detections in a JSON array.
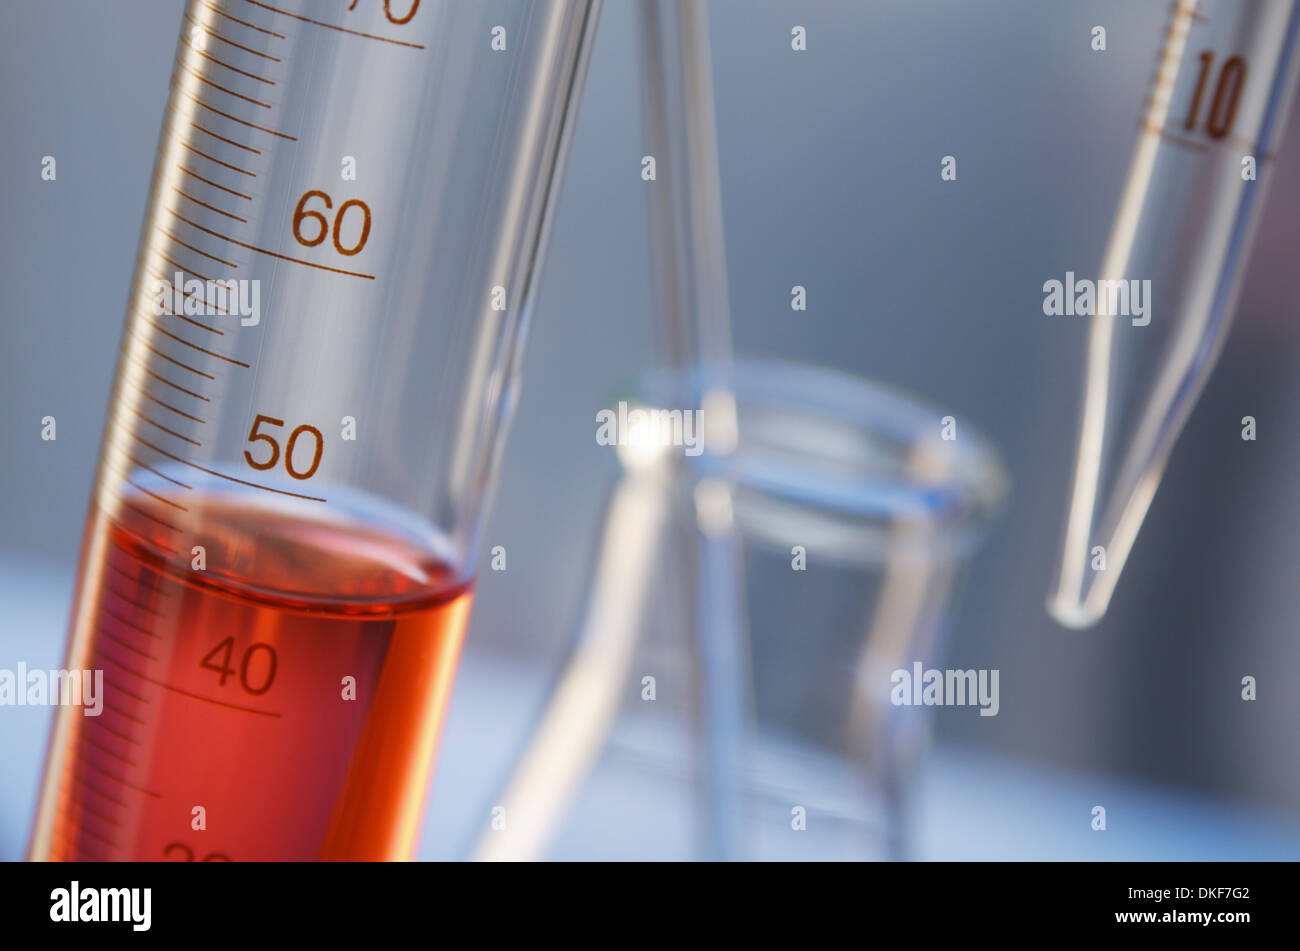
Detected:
[{"left": 475, "top": 358, "right": 1008, "bottom": 861}]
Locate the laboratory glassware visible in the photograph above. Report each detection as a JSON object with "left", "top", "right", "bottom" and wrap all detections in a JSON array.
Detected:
[
  {"left": 476, "top": 360, "right": 1007, "bottom": 860},
  {"left": 637, "top": 0, "right": 746, "bottom": 858},
  {"left": 1050, "top": 0, "right": 1300, "bottom": 627},
  {"left": 29, "top": 0, "right": 600, "bottom": 862},
  {"left": 472, "top": 0, "right": 748, "bottom": 861}
]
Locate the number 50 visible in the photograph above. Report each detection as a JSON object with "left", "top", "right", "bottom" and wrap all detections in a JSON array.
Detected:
[{"left": 244, "top": 414, "right": 323, "bottom": 480}]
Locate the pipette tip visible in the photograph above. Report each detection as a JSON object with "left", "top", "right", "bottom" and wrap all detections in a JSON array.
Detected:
[{"left": 1045, "top": 593, "right": 1104, "bottom": 631}]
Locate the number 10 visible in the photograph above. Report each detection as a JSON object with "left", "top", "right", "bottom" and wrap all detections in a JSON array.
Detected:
[{"left": 1183, "top": 51, "right": 1247, "bottom": 140}]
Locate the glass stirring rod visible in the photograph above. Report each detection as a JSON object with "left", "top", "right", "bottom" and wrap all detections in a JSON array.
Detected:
[{"left": 1049, "top": 0, "right": 1300, "bottom": 628}]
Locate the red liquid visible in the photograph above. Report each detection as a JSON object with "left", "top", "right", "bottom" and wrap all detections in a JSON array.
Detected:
[{"left": 29, "top": 487, "right": 472, "bottom": 861}]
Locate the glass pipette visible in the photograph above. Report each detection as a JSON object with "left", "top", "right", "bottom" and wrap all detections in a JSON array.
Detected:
[{"left": 1049, "top": 0, "right": 1300, "bottom": 628}]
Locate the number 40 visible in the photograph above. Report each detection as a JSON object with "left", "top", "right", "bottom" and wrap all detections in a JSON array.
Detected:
[{"left": 201, "top": 637, "right": 278, "bottom": 695}]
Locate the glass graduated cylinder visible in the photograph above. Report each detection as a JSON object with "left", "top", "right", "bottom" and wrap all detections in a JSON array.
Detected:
[{"left": 29, "top": 0, "right": 600, "bottom": 860}]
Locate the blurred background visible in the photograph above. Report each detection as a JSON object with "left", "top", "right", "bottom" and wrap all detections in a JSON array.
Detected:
[{"left": 3, "top": 0, "right": 1300, "bottom": 859}]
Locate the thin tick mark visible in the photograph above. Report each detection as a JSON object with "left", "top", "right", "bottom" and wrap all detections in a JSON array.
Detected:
[
  {"left": 176, "top": 59, "right": 273, "bottom": 108},
  {"left": 155, "top": 249, "right": 215, "bottom": 283},
  {"left": 176, "top": 164, "right": 253, "bottom": 200},
  {"left": 180, "top": 91, "right": 296, "bottom": 140},
  {"left": 189, "top": 122, "right": 262, "bottom": 154},
  {"left": 128, "top": 332, "right": 217, "bottom": 380},
  {"left": 100, "top": 697, "right": 149, "bottom": 726},
  {"left": 158, "top": 226, "right": 241, "bottom": 268},
  {"left": 171, "top": 186, "right": 249, "bottom": 223},
  {"left": 169, "top": 209, "right": 375, "bottom": 279},
  {"left": 84, "top": 733, "right": 140, "bottom": 769},
  {"left": 84, "top": 709, "right": 142, "bottom": 748},
  {"left": 127, "top": 406, "right": 205, "bottom": 447},
  {"left": 133, "top": 385, "right": 210, "bottom": 423},
  {"left": 178, "top": 142, "right": 257, "bottom": 178},
  {"left": 104, "top": 559, "right": 171, "bottom": 598},
  {"left": 131, "top": 435, "right": 328, "bottom": 503},
  {"left": 183, "top": 37, "right": 278, "bottom": 85},
  {"left": 76, "top": 750, "right": 161, "bottom": 798},
  {"left": 100, "top": 604, "right": 162, "bottom": 640},
  {"left": 196, "top": 0, "right": 286, "bottom": 38},
  {"left": 183, "top": 13, "right": 282, "bottom": 61},
  {"left": 97, "top": 629, "right": 159, "bottom": 664}
]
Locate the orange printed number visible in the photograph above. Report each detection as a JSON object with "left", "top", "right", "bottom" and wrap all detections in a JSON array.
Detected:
[
  {"left": 202, "top": 637, "right": 278, "bottom": 695},
  {"left": 244, "top": 414, "right": 324, "bottom": 480},
  {"left": 347, "top": 0, "right": 420, "bottom": 24},
  {"left": 292, "top": 190, "right": 371, "bottom": 257},
  {"left": 1183, "top": 51, "right": 1247, "bottom": 140},
  {"left": 243, "top": 414, "right": 282, "bottom": 471}
]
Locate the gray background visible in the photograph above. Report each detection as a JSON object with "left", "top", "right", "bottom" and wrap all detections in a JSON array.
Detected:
[{"left": 3, "top": 0, "right": 1299, "bottom": 833}]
